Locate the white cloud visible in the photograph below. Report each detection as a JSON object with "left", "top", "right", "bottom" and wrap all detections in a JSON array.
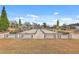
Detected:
[
  {"left": 26, "top": 14, "right": 38, "bottom": 18},
  {"left": 12, "top": 17, "right": 25, "bottom": 24},
  {"left": 19, "top": 17, "right": 25, "bottom": 19},
  {"left": 60, "top": 18, "right": 72, "bottom": 21},
  {"left": 26, "top": 14, "right": 39, "bottom": 21},
  {"left": 76, "top": 15, "right": 79, "bottom": 20},
  {"left": 59, "top": 17, "right": 76, "bottom": 25},
  {"left": 12, "top": 15, "right": 38, "bottom": 24},
  {"left": 53, "top": 12, "right": 59, "bottom": 15},
  {"left": 77, "top": 15, "right": 79, "bottom": 18},
  {"left": 14, "top": 17, "right": 25, "bottom": 20}
]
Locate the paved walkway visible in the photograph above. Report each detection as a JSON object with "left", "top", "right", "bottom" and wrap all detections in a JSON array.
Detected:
[
  {"left": 41, "top": 29, "right": 56, "bottom": 33},
  {"left": 21, "top": 29, "right": 37, "bottom": 34},
  {"left": 33, "top": 29, "right": 44, "bottom": 39}
]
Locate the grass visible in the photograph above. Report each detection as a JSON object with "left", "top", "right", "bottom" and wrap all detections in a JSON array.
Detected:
[{"left": 0, "top": 39, "right": 79, "bottom": 54}]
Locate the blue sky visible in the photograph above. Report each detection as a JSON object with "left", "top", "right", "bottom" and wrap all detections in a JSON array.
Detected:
[{"left": 0, "top": 5, "right": 79, "bottom": 26}]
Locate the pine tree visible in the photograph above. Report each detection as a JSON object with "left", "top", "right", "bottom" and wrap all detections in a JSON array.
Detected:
[
  {"left": 56, "top": 20, "right": 60, "bottom": 30},
  {"left": 43, "top": 22, "right": 47, "bottom": 28},
  {"left": 19, "top": 19, "right": 21, "bottom": 26},
  {"left": 0, "top": 6, "right": 9, "bottom": 31}
]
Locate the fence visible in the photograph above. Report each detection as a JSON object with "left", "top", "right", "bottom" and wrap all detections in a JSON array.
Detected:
[
  {"left": 3, "top": 33, "right": 33, "bottom": 39},
  {"left": 43, "top": 33, "right": 72, "bottom": 39},
  {"left": 0, "top": 29, "right": 72, "bottom": 39},
  {"left": 40, "top": 29, "right": 72, "bottom": 39}
]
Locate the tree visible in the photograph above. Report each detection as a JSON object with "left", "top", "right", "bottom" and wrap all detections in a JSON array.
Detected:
[
  {"left": 56, "top": 20, "right": 60, "bottom": 30},
  {"left": 43, "top": 22, "right": 47, "bottom": 28},
  {"left": 52, "top": 25, "right": 57, "bottom": 29},
  {"left": 24, "top": 22, "right": 31, "bottom": 29},
  {"left": 32, "top": 22, "right": 38, "bottom": 29},
  {"left": 0, "top": 6, "right": 9, "bottom": 31},
  {"left": 24, "top": 22, "right": 31, "bottom": 27},
  {"left": 10, "top": 21, "right": 18, "bottom": 28},
  {"left": 19, "top": 19, "right": 22, "bottom": 26}
]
